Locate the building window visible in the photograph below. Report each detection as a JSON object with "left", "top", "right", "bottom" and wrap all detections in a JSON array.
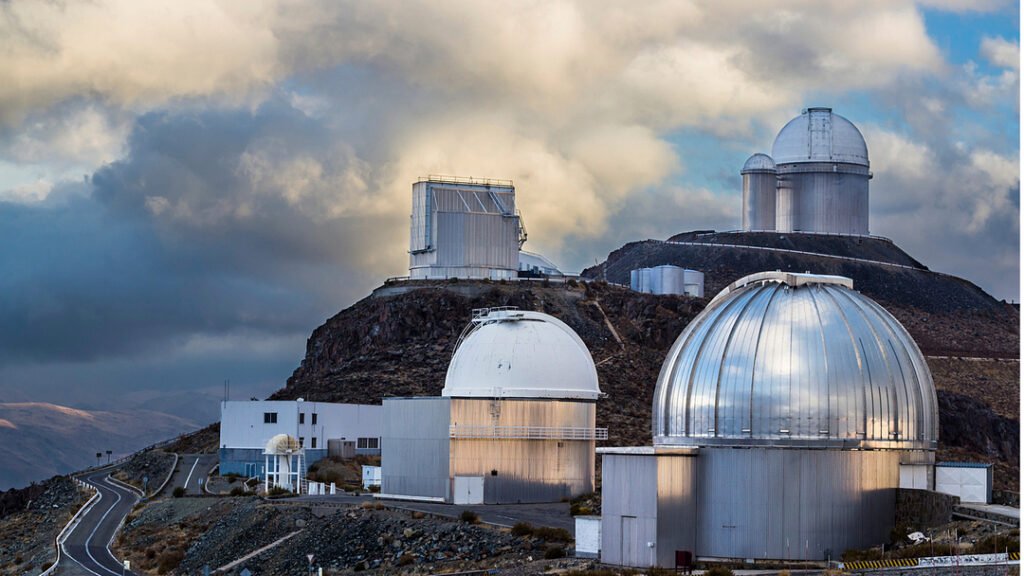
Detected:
[
  {"left": 299, "top": 437, "right": 305, "bottom": 447},
  {"left": 357, "top": 437, "right": 380, "bottom": 450},
  {"left": 311, "top": 437, "right": 317, "bottom": 449},
  {"left": 311, "top": 413, "right": 318, "bottom": 425},
  {"left": 299, "top": 413, "right": 305, "bottom": 424},
  {"left": 263, "top": 412, "right": 278, "bottom": 424}
]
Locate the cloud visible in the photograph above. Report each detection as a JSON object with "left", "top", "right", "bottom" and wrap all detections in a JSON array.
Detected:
[
  {"left": 980, "top": 36, "right": 1020, "bottom": 70},
  {"left": 0, "top": 1, "right": 280, "bottom": 124},
  {"left": 862, "top": 125, "right": 1018, "bottom": 295}
]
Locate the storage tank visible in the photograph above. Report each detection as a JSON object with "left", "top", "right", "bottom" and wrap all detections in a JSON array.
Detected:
[
  {"left": 630, "top": 266, "right": 703, "bottom": 297},
  {"left": 771, "top": 108, "right": 871, "bottom": 235},
  {"left": 741, "top": 153, "right": 777, "bottom": 231}
]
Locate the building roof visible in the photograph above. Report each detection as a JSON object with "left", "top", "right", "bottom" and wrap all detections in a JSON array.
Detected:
[
  {"left": 652, "top": 271, "right": 938, "bottom": 450},
  {"left": 741, "top": 153, "right": 776, "bottom": 173},
  {"left": 772, "top": 107, "right": 869, "bottom": 167},
  {"left": 442, "top": 308, "right": 601, "bottom": 400}
]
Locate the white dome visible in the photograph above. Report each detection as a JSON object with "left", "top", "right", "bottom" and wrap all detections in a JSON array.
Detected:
[
  {"left": 653, "top": 272, "right": 937, "bottom": 450},
  {"left": 772, "top": 107, "right": 869, "bottom": 167},
  {"left": 264, "top": 434, "right": 301, "bottom": 455},
  {"left": 741, "top": 153, "right": 776, "bottom": 173},
  {"left": 443, "top": 309, "right": 600, "bottom": 400}
]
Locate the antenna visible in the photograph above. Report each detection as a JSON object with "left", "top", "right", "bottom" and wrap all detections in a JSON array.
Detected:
[{"left": 224, "top": 379, "right": 230, "bottom": 402}]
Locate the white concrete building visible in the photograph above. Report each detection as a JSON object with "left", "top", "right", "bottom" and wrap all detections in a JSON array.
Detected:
[{"left": 219, "top": 399, "right": 382, "bottom": 478}]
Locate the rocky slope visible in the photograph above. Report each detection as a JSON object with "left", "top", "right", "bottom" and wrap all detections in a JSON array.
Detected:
[
  {"left": 117, "top": 497, "right": 579, "bottom": 575},
  {"left": 583, "top": 233, "right": 1017, "bottom": 358},
  {"left": 0, "top": 476, "right": 86, "bottom": 576},
  {"left": 280, "top": 278, "right": 1018, "bottom": 491}
]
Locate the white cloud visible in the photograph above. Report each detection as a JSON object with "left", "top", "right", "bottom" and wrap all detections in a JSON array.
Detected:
[{"left": 980, "top": 36, "right": 1019, "bottom": 71}]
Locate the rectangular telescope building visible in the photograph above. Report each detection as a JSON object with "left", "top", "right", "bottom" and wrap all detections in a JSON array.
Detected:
[{"left": 409, "top": 176, "right": 524, "bottom": 280}]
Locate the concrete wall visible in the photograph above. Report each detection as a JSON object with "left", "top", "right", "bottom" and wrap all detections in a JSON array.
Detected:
[
  {"left": 895, "top": 488, "right": 958, "bottom": 529},
  {"left": 575, "top": 516, "right": 601, "bottom": 559}
]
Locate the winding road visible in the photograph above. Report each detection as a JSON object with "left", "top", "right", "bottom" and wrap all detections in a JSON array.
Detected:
[{"left": 59, "top": 468, "right": 141, "bottom": 576}]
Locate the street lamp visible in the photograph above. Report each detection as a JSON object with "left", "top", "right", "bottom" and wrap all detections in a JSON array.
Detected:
[
  {"left": 95, "top": 452, "right": 102, "bottom": 466},
  {"left": 106, "top": 450, "right": 112, "bottom": 464}
]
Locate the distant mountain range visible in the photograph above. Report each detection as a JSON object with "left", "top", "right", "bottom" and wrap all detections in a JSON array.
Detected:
[{"left": 0, "top": 402, "right": 199, "bottom": 490}]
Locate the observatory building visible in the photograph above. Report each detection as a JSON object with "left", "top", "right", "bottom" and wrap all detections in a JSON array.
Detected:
[
  {"left": 600, "top": 271, "right": 938, "bottom": 566},
  {"left": 409, "top": 176, "right": 525, "bottom": 280},
  {"left": 380, "top": 308, "right": 607, "bottom": 504},
  {"left": 741, "top": 107, "right": 872, "bottom": 235},
  {"left": 219, "top": 400, "right": 382, "bottom": 479}
]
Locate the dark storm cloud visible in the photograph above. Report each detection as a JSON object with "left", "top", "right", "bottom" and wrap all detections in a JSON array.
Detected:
[{"left": 0, "top": 98, "right": 404, "bottom": 365}]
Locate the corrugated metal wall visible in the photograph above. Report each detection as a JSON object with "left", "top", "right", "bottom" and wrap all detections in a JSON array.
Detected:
[
  {"left": 776, "top": 166, "right": 869, "bottom": 235},
  {"left": 449, "top": 398, "right": 596, "bottom": 504},
  {"left": 601, "top": 453, "right": 659, "bottom": 567},
  {"left": 692, "top": 448, "right": 898, "bottom": 560},
  {"left": 381, "top": 398, "right": 451, "bottom": 500},
  {"left": 656, "top": 454, "right": 698, "bottom": 566},
  {"left": 409, "top": 181, "right": 520, "bottom": 279},
  {"left": 742, "top": 172, "right": 777, "bottom": 231}
]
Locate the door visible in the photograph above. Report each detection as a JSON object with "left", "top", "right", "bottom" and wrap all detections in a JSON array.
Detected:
[
  {"left": 621, "top": 516, "right": 638, "bottom": 566},
  {"left": 453, "top": 476, "right": 484, "bottom": 505}
]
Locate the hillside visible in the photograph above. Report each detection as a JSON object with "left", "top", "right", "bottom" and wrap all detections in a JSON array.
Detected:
[
  {"left": 278, "top": 279, "right": 1019, "bottom": 492},
  {"left": 582, "top": 232, "right": 1018, "bottom": 358},
  {"left": 0, "top": 402, "right": 199, "bottom": 490}
]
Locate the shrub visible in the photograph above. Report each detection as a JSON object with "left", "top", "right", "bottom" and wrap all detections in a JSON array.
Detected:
[
  {"left": 230, "top": 486, "right": 246, "bottom": 497},
  {"left": 705, "top": 567, "right": 733, "bottom": 576},
  {"left": 353, "top": 561, "right": 366, "bottom": 572},
  {"left": 569, "top": 503, "right": 593, "bottom": 516},
  {"left": 156, "top": 550, "right": 184, "bottom": 574},
  {"left": 411, "top": 511, "right": 425, "bottom": 519},
  {"left": 511, "top": 522, "right": 534, "bottom": 537},
  {"left": 267, "top": 486, "right": 291, "bottom": 497},
  {"left": 171, "top": 486, "right": 186, "bottom": 498},
  {"left": 368, "top": 485, "right": 381, "bottom": 493},
  {"left": 398, "top": 553, "right": 415, "bottom": 566},
  {"left": 543, "top": 545, "right": 565, "bottom": 559},
  {"left": 145, "top": 548, "right": 157, "bottom": 560},
  {"left": 460, "top": 510, "right": 480, "bottom": 524},
  {"left": 532, "top": 526, "right": 572, "bottom": 542},
  {"left": 973, "top": 533, "right": 1019, "bottom": 554}
]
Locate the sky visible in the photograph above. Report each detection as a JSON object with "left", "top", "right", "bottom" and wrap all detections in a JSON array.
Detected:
[{"left": 0, "top": 0, "right": 1018, "bottom": 422}]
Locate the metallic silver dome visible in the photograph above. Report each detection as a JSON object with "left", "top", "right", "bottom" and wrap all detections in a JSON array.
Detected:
[
  {"left": 653, "top": 272, "right": 938, "bottom": 450},
  {"left": 741, "top": 153, "right": 776, "bottom": 173},
  {"left": 772, "top": 107, "right": 869, "bottom": 167}
]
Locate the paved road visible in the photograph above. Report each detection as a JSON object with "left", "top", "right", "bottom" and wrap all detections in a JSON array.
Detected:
[
  {"left": 61, "top": 468, "right": 140, "bottom": 576},
  {"left": 169, "top": 453, "right": 218, "bottom": 495}
]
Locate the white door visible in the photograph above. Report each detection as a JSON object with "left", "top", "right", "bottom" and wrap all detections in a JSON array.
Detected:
[{"left": 453, "top": 476, "right": 484, "bottom": 505}]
